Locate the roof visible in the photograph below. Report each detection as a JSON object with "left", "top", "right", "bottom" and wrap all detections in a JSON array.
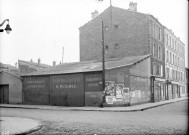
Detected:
[
  {"left": 0, "top": 62, "right": 20, "bottom": 77},
  {"left": 0, "top": 62, "right": 17, "bottom": 70},
  {"left": 0, "top": 70, "right": 21, "bottom": 79},
  {"left": 21, "top": 55, "right": 150, "bottom": 76},
  {"left": 80, "top": 6, "right": 149, "bottom": 29},
  {"left": 18, "top": 60, "right": 51, "bottom": 68}
]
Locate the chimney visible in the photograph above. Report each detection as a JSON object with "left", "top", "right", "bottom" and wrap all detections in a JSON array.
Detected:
[
  {"left": 53, "top": 61, "right": 56, "bottom": 66},
  {"left": 30, "top": 59, "right": 33, "bottom": 62},
  {"left": 91, "top": 10, "right": 99, "bottom": 20},
  {"left": 129, "top": 1, "right": 137, "bottom": 12},
  {"left": 38, "top": 58, "right": 40, "bottom": 65}
]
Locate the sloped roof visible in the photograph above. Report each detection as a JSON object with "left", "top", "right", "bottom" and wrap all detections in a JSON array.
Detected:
[
  {"left": 21, "top": 55, "right": 150, "bottom": 76},
  {"left": 18, "top": 60, "right": 51, "bottom": 68},
  {"left": 0, "top": 70, "right": 21, "bottom": 79},
  {"left": 0, "top": 62, "right": 17, "bottom": 70}
]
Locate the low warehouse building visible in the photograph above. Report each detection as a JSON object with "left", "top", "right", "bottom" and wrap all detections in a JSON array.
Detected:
[
  {"left": 0, "top": 70, "right": 22, "bottom": 104},
  {"left": 21, "top": 55, "right": 152, "bottom": 106}
]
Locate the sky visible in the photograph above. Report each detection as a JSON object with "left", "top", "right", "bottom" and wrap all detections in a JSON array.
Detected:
[{"left": 0, "top": 0, "right": 188, "bottom": 67}]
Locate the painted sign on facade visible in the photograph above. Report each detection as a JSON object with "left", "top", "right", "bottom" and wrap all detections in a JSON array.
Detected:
[
  {"left": 24, "top": 77, "right": 49, "bottom": 91},
  {"left": 51, "top": 75, "right": 82, "bottom": 91},
  {"left": 85, "top": 74, "right": 102, "bottom": 91}
]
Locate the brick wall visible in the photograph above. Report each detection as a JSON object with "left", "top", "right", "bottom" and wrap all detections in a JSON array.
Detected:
[{"left": 80, "top": 7, "right": 150, "bottom": 61}]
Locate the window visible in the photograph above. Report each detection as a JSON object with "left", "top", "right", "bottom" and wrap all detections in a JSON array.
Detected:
[
  {"left": 169, "top": 37, "right": 171, "bottom": 47},
  {"left": 105, "top": 45, "right": 108, "bottom": 50},
  {"left": 173, "top": 54, "right": 174, "bottom": 65},
  {"left": 153, "top": 43, "right": 156, "bottom": 57},
  {"left": 166, "top": 67, "right": 169, "bottom": 79},
  {"left": 158, "top": 46, "right": 162, "bottom": 60},
  {"left": 172, "top": 54, "right": 174, "bottom": 64},
  {"left": 114, "top": 24, "right": 118, "bottom": 29},
  {"left": 170, "top": 52, "right": 172, "bottom": 63},
  {"left": 166, "top": 34, "right": 168, "bottom": 45},
  {"left": 182, "top": 86, "right": 185, "bottom": 94},
  {"left": 153, "top": 23, "right": 155, "bottom": 37},
  {"left": 178, "top": 71, "right": 180, "bottom": 80},
  {"left": 114, "top": 43, "right": 119, "bottom": 49},
  {"left": 159, "top": 28, "right": 161, "bottom": 41},
  {"left": 166, "top": 51, "right": 169, "bottom": 62},
  {"left": 153, "top": 63, "right": 163, "bottom": 76},
  {"left": 172, "top": 70, "right": 174, "bottom": 80},
  {"left": 157, "top": 46, "right": 160, "bottom": 59}
]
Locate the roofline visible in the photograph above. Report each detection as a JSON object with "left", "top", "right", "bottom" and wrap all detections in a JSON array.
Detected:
[
  {"left": 163, "top": 26, "right": 185, "bottom": 45},
  {"left": 147, "top": 14, "right": 164, "bottom": 27},
  {"left": 0, "top": 70, "right": 21, "bottom": 79},
  {"left": 18, "top": 60, "right": 51, "bottom": 68},
  {"left": 79, "top": 6, "right": 149, "bottom": 30},
  {"left": 21, "top": 55, "right": 150, "bottom": 77}
]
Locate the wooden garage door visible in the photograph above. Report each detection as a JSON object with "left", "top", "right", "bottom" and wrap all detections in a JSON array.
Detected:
[
  {"left": 0, "top": 85, "right": 9, "bottom": 104},
  {"left": 23, "top": 76, "right": 50, "bottom": 105},
  {"left": 50, "top": 74, "right": 84, "bottom": 106}
]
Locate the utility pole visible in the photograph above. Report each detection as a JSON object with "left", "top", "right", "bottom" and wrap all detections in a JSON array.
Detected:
[{"left": 101, "top": 20, "right": 106, "bottom": 107}]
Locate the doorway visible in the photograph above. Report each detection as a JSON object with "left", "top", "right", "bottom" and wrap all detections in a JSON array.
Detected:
[{"left": 0, "top": 85, "right": 9, "bottom": 104}]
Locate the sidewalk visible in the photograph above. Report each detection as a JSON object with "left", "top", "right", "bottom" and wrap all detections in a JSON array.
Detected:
[
  {"left": 0, "top": 97, "right": 188, "bottom": 112},
  {"left": 0, "top": 117, "right": 42, "bottom": 135}
]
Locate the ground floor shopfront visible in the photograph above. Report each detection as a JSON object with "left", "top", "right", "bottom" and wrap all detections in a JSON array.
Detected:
[{"left": 165, "top": 81, "right": 187, "bottom": 100}]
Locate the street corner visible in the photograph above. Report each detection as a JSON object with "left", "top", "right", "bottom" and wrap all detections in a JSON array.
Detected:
[{"left": 0, "top": 116, "right": 42, "bottom": 135}]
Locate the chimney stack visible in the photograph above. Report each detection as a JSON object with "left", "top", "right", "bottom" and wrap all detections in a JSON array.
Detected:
[
  {"left": 91, "top": 10, "right": 99, "bottom": 20},
  {"left": 38, "top": 58, "right": 41, "bottom": 65},
  {"left": 53, "top": 61, "right": 56, "bottom": 66},
  {"left": 129, "top": 1, "right": 137, "bottom": 12}
]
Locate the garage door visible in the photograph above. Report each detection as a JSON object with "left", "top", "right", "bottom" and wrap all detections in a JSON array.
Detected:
[
  {"left": 50, "top": 74, "right": 84, "bottom": 106},
  {"left": 0, "top": 85, "right": 9, "bottom": 104},
  {"left": 23, "top": 76, "right": 50, "bottom": 105}
]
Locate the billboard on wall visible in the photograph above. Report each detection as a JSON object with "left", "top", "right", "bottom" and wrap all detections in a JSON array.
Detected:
[{"left": 105, "top": 81, "right": 130, "bottom": 104}]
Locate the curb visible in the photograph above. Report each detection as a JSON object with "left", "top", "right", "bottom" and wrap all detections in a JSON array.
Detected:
[
  {"left": 0, "top": 117, "right": 43, "bottom": 135},
  {"left": 0, "top": 98, "right": 187, "bottom": 112},
  {"left": 17, "top": 122, "right": 43, "bottom": 135}
]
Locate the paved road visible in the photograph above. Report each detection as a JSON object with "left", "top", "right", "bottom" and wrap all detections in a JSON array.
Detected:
[{"left": 0, "top": 100, "right": 188, "bottom": 134}]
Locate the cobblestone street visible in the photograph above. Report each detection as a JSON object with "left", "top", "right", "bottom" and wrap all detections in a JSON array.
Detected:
[{"left": 0, "top": 100, "right": 188, "bottom": 134}]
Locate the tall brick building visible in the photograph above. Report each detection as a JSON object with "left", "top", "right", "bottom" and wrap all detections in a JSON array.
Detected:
[{"left": 79, "top": 3, "right": 165, "bottom": 102}]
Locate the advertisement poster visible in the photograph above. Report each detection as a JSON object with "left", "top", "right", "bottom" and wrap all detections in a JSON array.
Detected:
[
  {"left": 115, "top": 84, "right": 124, "bottom": 101},
  {"left": 105, "top": 81, "right": 130, "bottom": 103},
  {"left": 106, "top": 96, "right": 114, "bottom": 104},
  {"left": 105, "top": 81, "right": 115, "bottom": 96}
]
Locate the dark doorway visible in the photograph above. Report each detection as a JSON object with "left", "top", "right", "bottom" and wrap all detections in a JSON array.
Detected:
[{"left": 0, "top": 85, "right": 9, "bottom": 104}]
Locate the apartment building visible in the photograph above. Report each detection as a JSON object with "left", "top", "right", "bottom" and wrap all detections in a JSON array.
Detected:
[
  {"left": 79, "top": 3, "right": 165, "bottom": 102},
  {"left": 164, "top": 27, "right": 186, "bottom": 99}
]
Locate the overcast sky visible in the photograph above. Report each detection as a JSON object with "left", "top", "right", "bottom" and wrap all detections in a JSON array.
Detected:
[{"left": 0, "top": 0, "right": 188, "bottom": 67}]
